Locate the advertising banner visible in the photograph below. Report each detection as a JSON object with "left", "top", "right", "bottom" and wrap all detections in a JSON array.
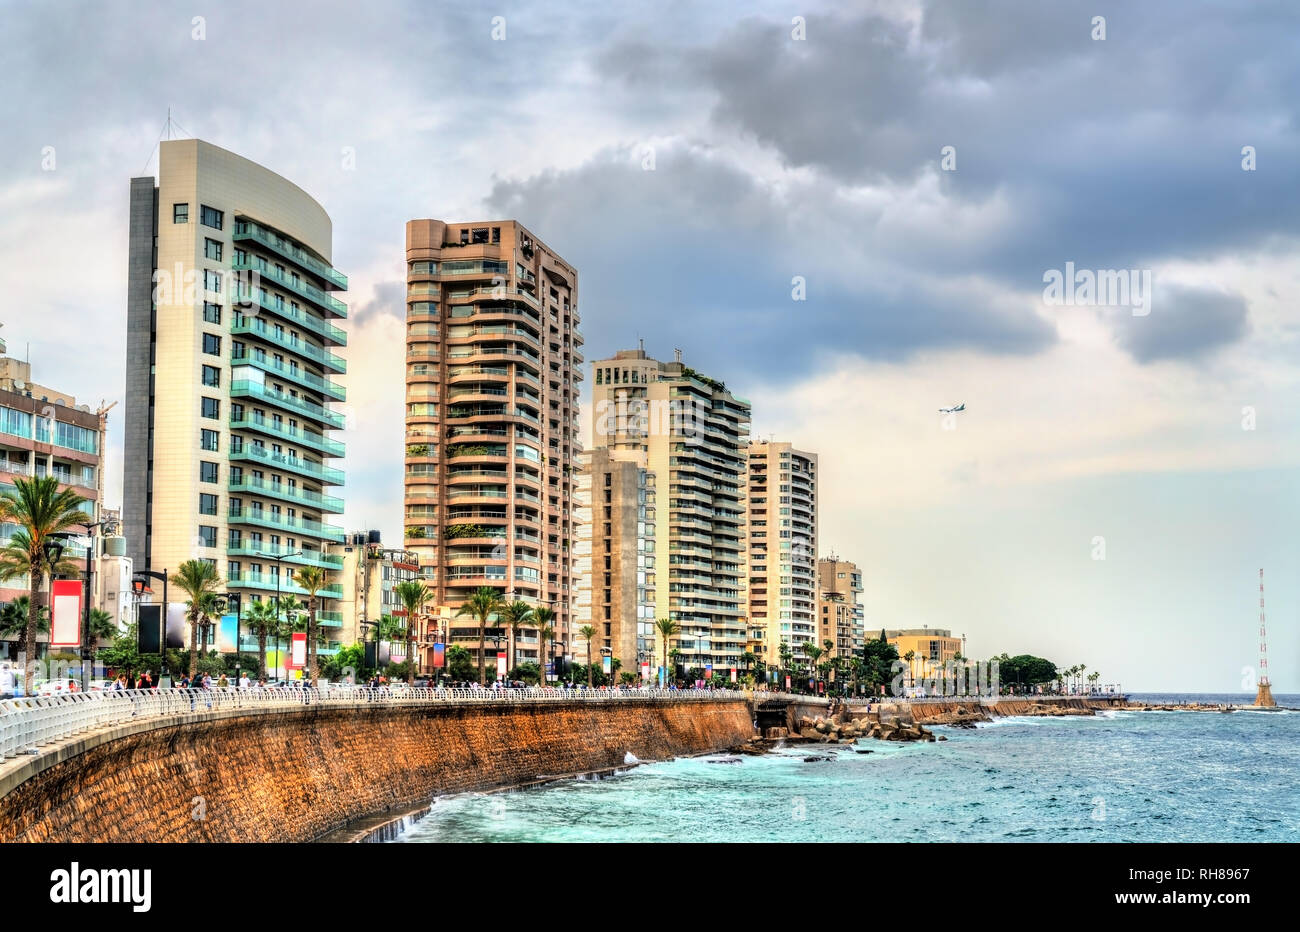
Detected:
[
  {"left": 496, "top": 651, "right": 507, "bottom": 679},
  {"left": 290, "top": 632, "right": 307, "bottom": 669},
  {"left": 602, "top": 655, "right": 612, "bottom": 676},
  {"left": 432, "top": 642, "right": 445, "bottom": 668},
  {"left": 640, "top": 662, "right": 650, "bottom": 681},
  {"left": 49, "top": 579, "right": 83, "bottom": 648},
  {"left": 216, "top": 613, "right": 238, "bottom": 653},
  {"left": 730, "top": 667, "right": 737, "bottom": 683},
  {"left": 137, "top": 605, "right": 161, "bottom": 653},
  {"left": 165, "top": 603, "right": 187, "bottom": 650}
]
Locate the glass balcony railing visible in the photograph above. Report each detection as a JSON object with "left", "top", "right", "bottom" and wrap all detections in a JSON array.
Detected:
[
  {"left": 231, "top": 314, "right": 346, "bottom": 374},
  {"left": 228, "top": 476, "right": 345, "bottom": 513},
  {"left": 231, "top": 352, "right": 346, "bottom": 401},
  {"left": 230, "top": 380, "right": 345, "bottom": 430},
  {"left": 226, "top": 508, "right": 346, "bottom": 542},
  {"left": 232, "top": 256, "right": 349, "bottom": 317},
  {"left": 226, "top": 543, "right": 344, "bottom": 569},
  {"left": 234, "top": 286, "right": 347, "bottom": 346},
  {"left": 226, "top": 571, "right": 344, "bottom": 599},
  {"left": 228, "top": 444, "right": 345, "bottom": 485},
  {"left": 229, "top": 414, "right": 345, "bottom": 458},
  {"left": 233, "top": 218, "right": 348, "bottom": 290}
]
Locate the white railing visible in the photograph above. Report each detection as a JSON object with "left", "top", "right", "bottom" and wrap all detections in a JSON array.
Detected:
[{"left": 0, "top": 687, "right": 750, "bottom": 761}]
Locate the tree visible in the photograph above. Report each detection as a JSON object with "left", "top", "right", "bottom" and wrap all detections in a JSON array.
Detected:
[
  {"left": 0, "top": 596, "right": 48, "bottom": 638},
  {"left": 778, "top": 642, "right": 793, "bottom": 687},
  {"left": 802, "top": 644, "right": 824, "bottom": 693},
  {"left": 294, "top": 565, "right": 328, "bottom": 686},
  {"left": 88, "top": 608, "right": 117, "bottom": 643},
  {"left": 243, "top": 599, "right": 278, "bottom": 682},
  {"left": 321, "top": 642, "right": 366, "bottom": 683},
  {"left": 446, "top": 644, "right": 476, "bottom": 682},
  {"left": 740, "top": 651, "right": 756, "bottom": 675},
  {"left": 456, "top": 586, "right": 503, "bottom": 685},
  {"left": 169, "top": 560, "right": 223, "bottom": 680},
  {"left": 0, "top": 476, "right": 86, "bottom": 694},
  {"left": 903, "top": 649, "right": 916, "bottom": 688},
  {"left": 499, "top": 600, "right": 534, "bottom": 677},
  {"left": 508, "top": 661, "right": 542, "bottom": 685},
  {"left": 274, "top": 594, "right": 305, "bottom": 679},
  {"left": 532, "top": 606, "right": 556, "bottom": 681},
  {"left": 394, "top": 580, "right": 432, "bottom": 684},
  {"left": 861, "top": 634, "right": 900, "bottom": 695},
  {"left": 655, "top": 617, "right": 680, "bottom": 685},
  {"left": 578, "top": 624, "right": 598, "bottom": 687}
]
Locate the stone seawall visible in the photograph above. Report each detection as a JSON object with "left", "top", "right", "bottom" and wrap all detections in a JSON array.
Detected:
[
  {"left": 901, "top": 697, "right": 1124, "bottom": 723},
  {"left": 0, "top": 699, "right": 754, "bottom": 843}
]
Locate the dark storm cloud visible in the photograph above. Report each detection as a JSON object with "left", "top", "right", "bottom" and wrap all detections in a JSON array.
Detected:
[
  {"left": 1111, "top": 285, "right": 1249, "bottom": 363},
  {"left": 351, "top": 281, "right": 407, "bottom": 326}
]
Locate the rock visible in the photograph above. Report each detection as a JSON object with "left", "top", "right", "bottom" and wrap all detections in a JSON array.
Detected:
[
  {"left": 937, "top": 735, "right": 948, "bottom": 741},
  {"left": 799, "top": 728, "right": 821, "bottom": 741},
  {"left": 814, "top": 720, "right": 832, "bottom": 735},
  {"left": 802, "top": 756, "right": 831, "bottom": 763},
  {"left": 854, "top": 748, "right": 874, "bottom": 754}
]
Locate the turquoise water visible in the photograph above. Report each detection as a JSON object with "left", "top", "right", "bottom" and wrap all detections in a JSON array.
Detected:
[{"left": 395, "top": 697, "right": 1299, "bottom": 843}]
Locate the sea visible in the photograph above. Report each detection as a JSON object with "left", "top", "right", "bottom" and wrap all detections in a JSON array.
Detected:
[{"left": 392, "top": 693, "right": 1299, "bottom": 843}]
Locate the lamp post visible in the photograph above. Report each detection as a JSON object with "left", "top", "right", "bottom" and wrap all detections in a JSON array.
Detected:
[
  {"left": 255, "top": 550, "right": 301, "bottom": 680},
  {"left": 39, "top": 537, "right": 66, "bottom": 688},
  {"left": 71, "top": 519, "right": 119, "bottom": 691},
  {"left": 133, "top": 569, "right": 170, "bottom": 687}
]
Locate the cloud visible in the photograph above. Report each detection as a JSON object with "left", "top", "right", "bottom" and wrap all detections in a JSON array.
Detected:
[{"left": 1110, "top": 284, "right": 1250, "bottom": 363}]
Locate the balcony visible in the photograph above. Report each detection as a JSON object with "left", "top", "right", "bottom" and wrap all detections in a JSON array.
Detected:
[
  {"left": 445, "top": 286, "right": 539, "bottom": 307},
  {"left": 228, "top": 476, "right": 345, "bottom": 514},
  {"left": 226, "top": 571, "right": 344, "bottom": 600},
  {"left": 228, "top": 444, "right": 344, "bottom": 485},
  {"left": 233, "top": 218, "right": 348, "bottom": 291},
  {"left": 226, "top": 507, "right": 346, "bottom": 543},
  {"left": 230, "top": 380, "right": 345, "bottom": 430},
  {"left": 230, "top": 414, "right": 344, "bottom": 458},
  {"left": 232, "top": 352, "right": 346, "bottom": 402},
  {"left": 232, "top": 256, "right": 349, "bottom": 318},
  {"left": 226, "top": 543, "right": 343, "bottom": 570},
  {"left": 231, "top": 314, "right": 346, "bottom": 374},
  {"left": 234, "top": 286, "right": 347, "bottom": 346}
]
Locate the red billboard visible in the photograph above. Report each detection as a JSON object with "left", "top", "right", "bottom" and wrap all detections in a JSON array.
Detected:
[{"left": 49, "top": 580, "right": 83, "bottom": 648}]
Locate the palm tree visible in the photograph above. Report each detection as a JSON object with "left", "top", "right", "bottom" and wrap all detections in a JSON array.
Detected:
[
  {"left": 655, "top": 617, "right": 680, "bottom": 686},
  {"left": 803, "top": 644, "right": 824, "bottom": 693},
  {"left": 904, "top": 649, "right": 916, "bottom": 688},
  {"left": 499, "top": 600, "right": 535, "bottom": 677},
  {"left": 274, "top": 594, "right": 304, "bottom": 679},
  {"left": 0, "top": 596, "right": 48, "bottom": 639},
  {"left": 532, "top": 606, "right": 556, "bottom": 682},
  {"left": 293, "top": 565, "right": 328, "bottom": 686},
  {"left": 88, "top": 608, "right": 117, "bottom": 643},
  {"left": 394, "top": 580, "right": 432, "bottom": 684},
  {"left": 1077, "top": 664, "right": 1087, "bottom": 693},
  {"left": 778, "top": 642, "right": 793, "bottom": 688},
  {"left": 190, "top": 591, "right": 224, "bottom": 661},
  {"left": 0, "top": 476, "right": 86, "bottom": 694},
  {"left": 242, "top": 599, "right": 278, "bottom": 681},
  {"left": 578, "top": 625, "right": 598, "bottom": 687},
  {"left": 169, "top": 560, "right": 223, "bottom": 680},
  {"left": 456, "top": 586, "right": 503, "bottom": 685}
]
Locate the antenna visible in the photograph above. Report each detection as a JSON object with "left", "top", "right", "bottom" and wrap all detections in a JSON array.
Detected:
[
  {"left": 1255, "top": 569, "right": 1276, "bottom": 706},
  {"left": 673, "top": 347, "right": 682, "bottom": 363}
]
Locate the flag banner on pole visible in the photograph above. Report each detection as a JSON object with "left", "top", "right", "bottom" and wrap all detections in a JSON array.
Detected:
[
  {"left": 290, "top": 632, "right": 307, "bottom": 669},
  {"left": 640, "top": 662, "right": 650, "bottom": 681},
  {"left": 730, "top": 667, "right": 737, "bottom": 683},
  {"left": 137, "top": 605, "right": 161, "bottom": 654},
  {"left": 49, "top": 580, "right": 82, "bottom": 648},
  {"left": 497, "top": 651, "right": 507, "bottom": 679},
  {"left": 432, "top": 643, "right": 445, "bottom": 668},
  {"left": 602, "top": 655, "right": 612, "bottom": 675},
  {"left": 216, "top": 613, "right": 238, "bottom": 653},
  {"left": 165, "top": 603, "right": 187, "bottom": 650}
]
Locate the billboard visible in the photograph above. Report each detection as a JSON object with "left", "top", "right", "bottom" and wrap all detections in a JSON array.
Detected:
[
  {"left": 49, "top": 580, "right": 83, "bottom": 648},
  {"left": 496, "top": 651, "right": 507, "bottom": 679},
  {"left": 289, "top": 632, "right": 307, "bottom": 669},
  {"left": 165, "top": 603, "right": 187, "bottom": 649},
  {"left": 216, "top": 613, "right": 239, "bottom": 653},
  {"left": 138, "top": 605, "right": 161, "bottom": 654},
  {"left": 432, "top": 642, "right": 445, "bottom": 668}
]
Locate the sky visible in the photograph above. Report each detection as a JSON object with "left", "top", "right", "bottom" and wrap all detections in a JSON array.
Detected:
[{"left": 2, "top": 0, "right": 1298, "bottom": 691}]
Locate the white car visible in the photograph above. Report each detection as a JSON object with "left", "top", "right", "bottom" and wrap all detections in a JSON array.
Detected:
[{"left": 35, "top": 680, "right": 75, "bottom": 695}]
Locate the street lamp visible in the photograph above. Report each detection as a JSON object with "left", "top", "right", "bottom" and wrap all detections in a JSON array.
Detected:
[
  {"left": 71, "top": 518, "right": 119, "bottom": 691},
  {"left": 133, "top": 569, "right": 171, "bottom": 687},
  {"left": 255, "top": 550, "right": 301, "bottom": 680}
]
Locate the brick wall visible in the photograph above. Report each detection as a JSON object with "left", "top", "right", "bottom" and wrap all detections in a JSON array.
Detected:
[{"left": 0, "top": 699, "right": 754, "bottom": 842}]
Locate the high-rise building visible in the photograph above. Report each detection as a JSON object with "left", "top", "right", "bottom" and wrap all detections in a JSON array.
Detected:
[
  {"left": 746, "top": 441, "right": 818, "bottom": 666},
  {"left": 403, "top": 220, "right": 583, "bottom": 673},
  {"left": 331, "top": 533, "right": 421, "bottom": 647},
  {"left": 124, "top": 140, "right": 349, "bottom": 655},
  {"left": 572, "top": 448, "right": 658, "bottom": 676},
  {"left": 817, "top": 556, "right": 864, "bottom": 661},
  {"left": 590, "top": 349, "right": 750, "bottom": 676}
]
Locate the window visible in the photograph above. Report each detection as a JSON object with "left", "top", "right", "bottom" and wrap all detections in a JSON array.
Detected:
[
  {"left": 200, "top": 205, "right": 223, "bottom": 230},
  {"left": 203, "top": 302, "right": 221, "bottom": 324},
  {"left": 202, "top": 333, "right": 221, "bottom": 356},
  {"left": 200, "top": 429, "right": 220, "bottom": 452},
  {"left": 173, "top": 203, "right": 188, "bottom": 223},
  {"left": 204, "top": 238, "right": 223, "bottom": 261},
  {"left": 199, "top": 493, "right": 219, "bottom": 516},
  {"left": 201, "top": 397, "right": 220, "bottom": 419},
  {"left": 197, "top": 526, "right": 218, "bottom": 548},
  {"left": 204, "top": 270, "right": 222, "bottom": 292},
  {"left": 201, "top": 365, "right": 220, "bottom": 387},
  {"left": 200, "top": 461, "right": 219, "bottom": 483}
]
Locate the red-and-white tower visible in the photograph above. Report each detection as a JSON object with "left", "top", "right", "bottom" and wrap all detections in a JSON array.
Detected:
[{"left": 1255, "top": 568, "right": 1276, "bottom": 707}]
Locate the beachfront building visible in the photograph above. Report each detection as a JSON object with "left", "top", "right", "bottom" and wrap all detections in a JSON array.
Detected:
[
  {"left": 818, "top": 556, "right": 864, "bottom": 661},
  {"left": 0, "top": 333, "right": 109, "bottom": 660},
  {"left": 746, "top": 441, "right": 818, "bottom": 667},
  {"left": 402, "top": 220, "right": 582, "bottom": 672},
  {"left": 573, "top": 448, "right": 658, "bottom": 677},
  {"left": 888, "top": 628, "right": 962, "bottom": 682},
  {"left": 590, "top": 348, "right": 750, "bottom": 677},
  {"left": 123, "top": 139, "right": 349, "bottom": 647}
]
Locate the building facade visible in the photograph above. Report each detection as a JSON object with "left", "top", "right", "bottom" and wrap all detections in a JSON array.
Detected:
[
  {"left": 123, "top": 139, "right": 348, "bottom": 652},
  {"left": 332, "top": 533, "right": 421, "bottom": 649},
  {"left": 402, "top": 220, "right": 583, "bottom": 671},
  {"left": 888, "top": 628, "right": 962, "bottom": 682},
  {"left": 746, "top": 441, "right": 818, "bottom": 667},
  {"left": 590, "top": 349, "right": 750, "bottom": 677},
  {"left": 572, "top": 448, "right": 658, "bottom": 676},
  {"left": 817, "top": 556, "right": 864, "bottom": 661}
]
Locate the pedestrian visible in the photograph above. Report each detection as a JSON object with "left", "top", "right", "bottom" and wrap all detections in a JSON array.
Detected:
[
  {"left": 67, "top": 678, "right": 79, "bottom": 693},
  {"left": 0, "top": 662, "right": 15, "bottom": 698},
  {"left": 217, "top": 673, "right": 229, "bottom": 689}
]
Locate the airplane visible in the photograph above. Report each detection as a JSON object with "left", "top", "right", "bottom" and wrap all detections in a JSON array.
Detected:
[{"left": 938, "top": 403, "right": 966, "bottom": 414}]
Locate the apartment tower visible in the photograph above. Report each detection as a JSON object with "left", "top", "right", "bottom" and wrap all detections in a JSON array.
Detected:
[
  {"left": 817, "top": 556, "right": 864, "bottom": 661},
  {"left": 746, "top": 441, "right": 818, "bottom": 667},
  {"left": 591, "top": 349, "right": 750, "bottom": 677},
  {"left": 403, "top": 220, "right": 583, "bottom": 672},
  {"left": 124, "top": 139, "right": 348, "bottom": 652}
]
